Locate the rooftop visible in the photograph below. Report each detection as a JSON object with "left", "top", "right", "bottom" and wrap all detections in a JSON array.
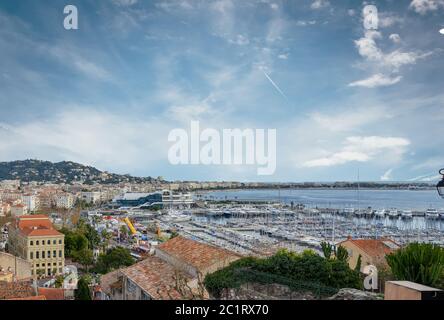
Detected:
[
  {"left": 121, "top": 255, "right": 190, "bottom": 300},
  {"left": 339, "top": 237, "right": 400, "bottom": 258},
  {"left": 14, "top": 215, "right": 63, "bottom": 237},
  {"left": 157, "top": 236, "right": 241, "bottom": 271}
]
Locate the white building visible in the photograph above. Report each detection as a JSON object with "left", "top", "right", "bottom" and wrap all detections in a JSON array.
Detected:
[
  {"left": 81, "top": 191, "right": 102, "bottom": 204},
  {"left": 10, "top": 203, "right": 28, "bottom": 217},
  {"left": 55, "top": 193, "right": 74, "bottom": 209},
  {"left": 22, "top": 194, "right": 39, "bottom": 212}
]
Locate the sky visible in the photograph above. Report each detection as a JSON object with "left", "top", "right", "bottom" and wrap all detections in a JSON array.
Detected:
[{"left": 0, "top": 0, "right": 443, "bottom": 182}]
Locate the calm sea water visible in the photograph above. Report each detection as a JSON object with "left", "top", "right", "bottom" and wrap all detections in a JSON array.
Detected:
[{"left": 200, "top": 189, "right": 444, "bottom": 211}]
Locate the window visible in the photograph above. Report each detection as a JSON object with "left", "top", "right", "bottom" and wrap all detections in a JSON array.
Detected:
[
  {"left": 42, "top": 251, "right": 45, "bottom": 259},
  {"left": 30, "top": 252, "right": 34, "bottom": 259},
  {"left": 141, "top": 291, "right": 151, "bottom": 300},
  {"left": 42, "top": 240, "right": 45, "bottom": 245},
  {"left": 127, "top": 279, "right": 136, "bottom": 293},
  {"left": 30, "top": 241, "right": 34, "bottom": 246},
  {"left": 47, "top": 251, "right": 51, "bottom": 258},
  {"left": 59, "top": 250, "right": 62, "bottom": 258},
  {"left": 36, "top": 241, "right": 39, "bottom": 245},
  {"left": 59, "top": 240, "right": 62, "bottom": 244},
  {"left": 36, "top": 252, "right": 39, "bottom": 259},
  {"left": 53, "top": 250, "right": 56, "bottom": 258},
  {"left": 53, "top": 240, "right": 56, "bottom": 245}
]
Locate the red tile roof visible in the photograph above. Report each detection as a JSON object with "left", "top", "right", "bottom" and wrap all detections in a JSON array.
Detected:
[
  {"left": 15, "top": 215, "right": 62, "bottom": 237},
  {"left": 339, "top": 238, "right": 400, "bottom": 259},
  {"left": 0, "top": 281, "right": 35, "bottom": 300},
  {"left": 8, "top": 295, "right": 46, "bottom": 300},
  {"left": 157, "top": 236, "right": 241, "bottom": 271},
  {"left": 121, "top": 256, "right": 190, "bottom": 300},
  {"left": 38, "top": 287, "right": 65, "bottom": 300}
]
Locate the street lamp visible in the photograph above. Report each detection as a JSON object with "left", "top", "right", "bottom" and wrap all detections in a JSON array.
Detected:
[{"left": 437, "top": 169, "right": 444, "bottom": 198}]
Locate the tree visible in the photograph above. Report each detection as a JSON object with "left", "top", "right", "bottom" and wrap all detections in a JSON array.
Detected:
[
  {"left": 60, "top": 228, "right": 88, "bottom": 257},
  {"left": 320, "top": 241, "right": 333, "bottom": 259},
  {"left": 75, "top": 277, "right": 92, "bottom": 300},
  {"left": 335, "top": 245, "right": 349, "bottom": 262},
  {"left": 386, "top": 243, "right": 444, "bottom": 287},
  {"left": 55, "top": 275, "right": 65, "bottom": 288},
  {"left": 354, "top": 254, "right": 362, "bottom": 272},
  {"left": 72, "top": 248, "right": 94, "bottom": 272},
  {"left": 93, "top": 247, "right": 135, "bottom": 274},
  {"left": 101, "top": 229, "right": 112, "bottom": 251}
]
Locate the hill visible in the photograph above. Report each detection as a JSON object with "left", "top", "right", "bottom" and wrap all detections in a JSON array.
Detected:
[{"left": 0, "top": 160, "right": 159, "bottom": 184}]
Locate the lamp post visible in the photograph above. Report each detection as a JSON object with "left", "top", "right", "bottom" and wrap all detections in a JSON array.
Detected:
[{"left": 437, "top": 169, "right": 444, "bottom": 199}]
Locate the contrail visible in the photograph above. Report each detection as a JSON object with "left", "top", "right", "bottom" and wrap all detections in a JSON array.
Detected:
[{"left": 262, "top": 70, "right": 289, "bottom": 101}]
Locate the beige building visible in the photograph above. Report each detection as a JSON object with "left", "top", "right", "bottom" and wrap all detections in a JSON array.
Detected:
[
  {"left": 337, "top": 237, "right": 400, "bottom": 271},
  {"left": 7, "top": 215, "right": 65, "bottom": 278},
  {"left": 10, "top": 204, "right": 28, "bottom": 217}
]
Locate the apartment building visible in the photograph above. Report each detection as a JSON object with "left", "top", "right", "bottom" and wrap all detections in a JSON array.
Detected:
[
  {"left": 7, "top": 215, "right": 65, "bottom": 277},
  {"left": 10, "top": 204, "right": 28, "bottom": 217},
  {"left": 81, "top": 191, "right": 101, "bottom": 204},
  {"left": 22, "top": 194, "right": 39, "bottom": 212},
  {"left": 55, "top": 193, "right": 74, "bottom": 209}
]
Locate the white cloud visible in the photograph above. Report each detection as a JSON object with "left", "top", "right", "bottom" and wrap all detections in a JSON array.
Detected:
[
  {"left": 311, "top": 0, "right": 330, "bottom": 9},
  {"left": 303, "top": 136, "right": 410, "bottom": 167},
  {"left": 378, "top": 13, "right": 403, "bottom": 28},
  {"left": 409, "top": 0, "right": 444, "bottom": 15},
  {"left": 310, "top": 106, "right": 391, "bottom": 131},
  {"left": 348, "top": 73, "right": 402, "bottom": 88},
  {"left": 0, "top": 109, "right": 169, "bottom": 174},
  {"left": 351, "top": 30, "right": 432, "bottom": 87},
  {"left": 389, "top": 33, "right": 401, "bottom": 44},
  {"left": 348, "top": 9, "right": 355, "bottom": 16},
  {"left": 270, "top": 3, "right": 279, "bottom": 10},
  {"left": 278, "top": 53, "right": 289, "bottom": 59},
  {"left": 380, "top": 168, "right": 393, "bottom": 181},
  {"left": 112, "top": 0, "right": 138, "bottom": 6}
]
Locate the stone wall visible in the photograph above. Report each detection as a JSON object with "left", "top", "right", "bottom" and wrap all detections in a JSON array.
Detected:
[{"left": 0, "top": 252, "right": 32, "bottom": 280}]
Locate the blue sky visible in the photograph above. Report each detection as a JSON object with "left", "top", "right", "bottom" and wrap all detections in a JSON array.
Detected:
[{"left": 0, "top": 0, "right": 443, "bottom": 182}]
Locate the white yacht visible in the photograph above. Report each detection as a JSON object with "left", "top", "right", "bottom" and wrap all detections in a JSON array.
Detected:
[
  {"left": 426, "top": 208, "right": 439, "bottom": 219},
  {"left": 388, "top": 209, "right": 400, "bottom": 219},
  {"left": 343, "top": 207, "right": 355, "bottom": 216},
  {"left": 401, "top": 210, "right": 413, "bottom": 219},
  {"left": 374, "top": 209, "right": 386, "bottom": 218}
]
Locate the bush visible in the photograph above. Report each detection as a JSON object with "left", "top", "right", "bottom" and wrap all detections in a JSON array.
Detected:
[
  {"left": 204, "top": 249, "right": 361, "bottom": 298},
  {"left": 386, "top": 243, "right": 444, "bottom": 288}
]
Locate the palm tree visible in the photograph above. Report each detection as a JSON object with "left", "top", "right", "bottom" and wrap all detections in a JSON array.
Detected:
[{"left": 386, "top": 243, "right": 444, "bottom": 287}]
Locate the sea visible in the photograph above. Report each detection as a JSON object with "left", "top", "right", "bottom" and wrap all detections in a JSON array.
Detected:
[{"left": 199, "top": 188, "right": 444, "bottom": 211}]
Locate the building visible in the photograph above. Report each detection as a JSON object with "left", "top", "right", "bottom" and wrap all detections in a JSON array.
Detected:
[
  {"left": 22, "top": 194, "right": 39, "bottom": 212},
  {"left": 81, "top": 191, "right": 101, "bottom": 204},
  {"left": 112, "top": 190, "right": 194, "bottom": 209},
  {"left": 100, "top": 236, "right": 240, "bottom": 300},
  {"left": 7, "top": 215, "right": 65, "bottom": 277},
  {"left": 0, "top": 252, "right": 32, "bottom": 280},
  {"left": 337, "top": 237, "right": 400, "bottom": 271},
  {"left": 55, "top": 193, "right": 74, "bottom": 209},
  {"left": 10, "top": 203, "right": 28, "bottom": 217}
]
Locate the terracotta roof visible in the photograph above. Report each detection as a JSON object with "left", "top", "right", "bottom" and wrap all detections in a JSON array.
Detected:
[
  {"left": 38, "top": 287, "right": 65, "bottom": 300},
  {"left": 15, "top": 215, "right": 62, "bottom": 237},
  {"left": 0, "top": 281, "right": 35, "bottom": 300},
  {"left": 339, "top": 238, "right": 400, "bottom": 259},
  {"left": 100, "top": 269, "right": 121, "bottom": 295},
  {"left": 120, "top": 256, "right": 190, "bottom": 300},
  {"left": 8, "top": 295, "right": 46, "bottom": 300},
  {"left": 157, "top": 236, "right": 241, "bottom": 271}
]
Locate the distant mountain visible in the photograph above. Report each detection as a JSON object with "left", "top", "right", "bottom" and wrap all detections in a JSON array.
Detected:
[{"left": 0, "top": 160, "right": 160, "bottom": 184}]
